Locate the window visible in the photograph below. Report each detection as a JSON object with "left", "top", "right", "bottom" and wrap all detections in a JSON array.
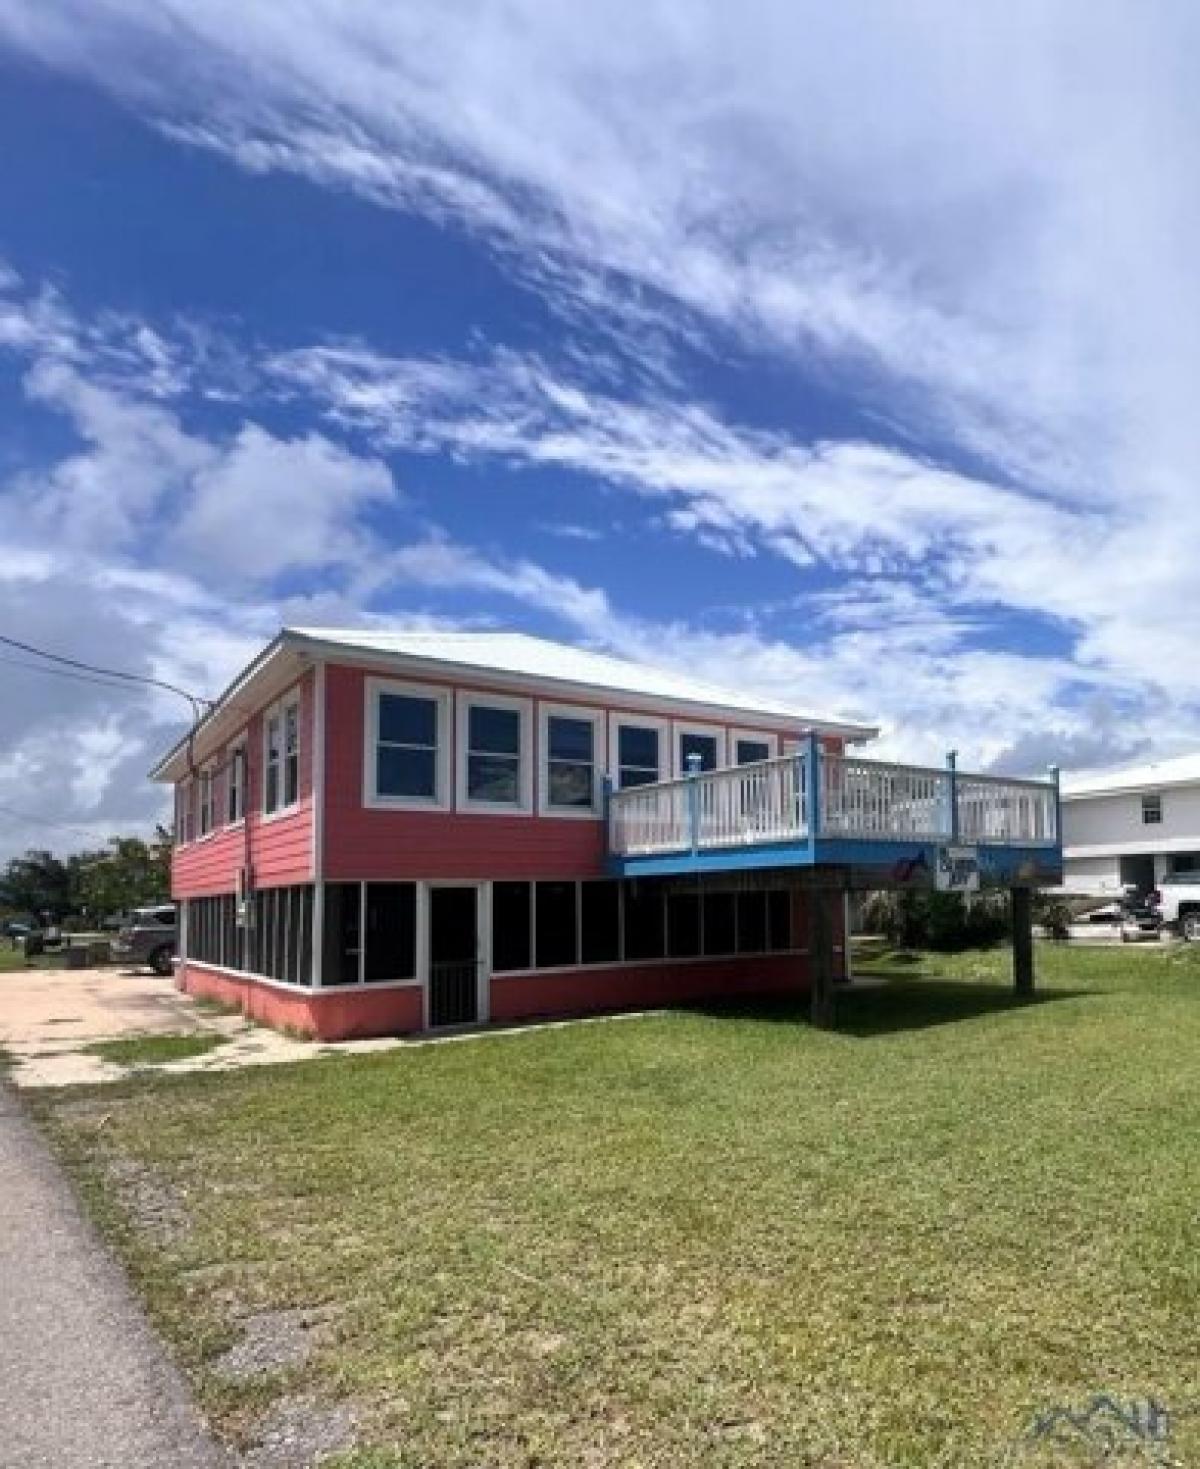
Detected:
[
  {"left": 734, "top": 734, "right": 774, "bottom": 765},
  {"left": 458, "top": 694, "right": 531, "bottom": 811},
  {"left": 737, "top": 890, "right": 768, "bottom": 953},
  {"left": 190, "top": 887, "right": 311, "bottom": 984},
  {"left": 364, "top": 883, "right": 417, "bottom": 983},
  {"left": 581, "top": 881, "right": 620, "bottom": 965},
  {"left": 321, "top": 883, "right": 362, "bottom": 986},
  {"left": 541, "top": 704, "right": 603, "bottom": 815},
  {"left": 536, "top": 881, "right": 578, "bottom": 968},
  {"left": 263, "top": 709, "right": 282, "bottom": 814},
  {"left": 283, "top": 699, "right": 300, "bottom": 807},
  {"left": 675, "top": 724, "right": 725, "bottom": 776},
  {"left": 666, "top": 890, "right": 702, "bottom": 957},
  {"left": 623, "top": 881, "right": 665, "bottom": 961},
  {"left": 492, "top": 882, "right": 532, "bottom": 972},
  {"left": 1142, "top": 793, "right": 1163, "bottom": 825},
  {"left": 198, "top": 766, "right": 215, "bottom": 837},
  {"left": 367, "top": 679, "right": 450, "bottom": 808},
  {"left": 262, "top": 694, "right": 301, "bottom": 817},
  {"left": 176, "top": 780, "right": 195, "bottom": 844},
  {"left": 768, "top": 890, "right": 792, "bottom": 951},
  {"left": 613, "top": 718, "right": 665, "bottom": 789},
  {"left": 226, "top": 743, "right": 246, "bottom": 824},
  {"left": 702, "top": 891, "right": 736, "bottom": 956}
]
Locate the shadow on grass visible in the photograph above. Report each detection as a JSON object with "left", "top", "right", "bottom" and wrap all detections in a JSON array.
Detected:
[{"left": 687, "top": 976, "right": 1091, "bottom": 1038}]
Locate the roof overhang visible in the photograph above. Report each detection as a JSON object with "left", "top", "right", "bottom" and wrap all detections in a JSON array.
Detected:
[{"left": 148, "top": 627, "right": 879, "bottom": 783}]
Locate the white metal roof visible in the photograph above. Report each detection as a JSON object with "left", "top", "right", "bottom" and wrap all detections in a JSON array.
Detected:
[
  {"left": 1061, "top": 750, "right": 1200, "bottom": 800},
  {"left": 289, "top": 627, "right": 878, "bottom": 737}
]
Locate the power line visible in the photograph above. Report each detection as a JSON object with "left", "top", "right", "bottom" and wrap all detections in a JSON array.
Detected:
[
  {"left": 0, "top": 633, "right": 213, "bottom": 718},
  {"left": 0, "top": 653, "right": 144, "bottom": 696}
]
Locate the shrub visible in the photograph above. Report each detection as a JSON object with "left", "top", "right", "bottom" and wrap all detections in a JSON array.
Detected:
[{"left": 860, "top": 889, "right": 1010, "bottom": 951}]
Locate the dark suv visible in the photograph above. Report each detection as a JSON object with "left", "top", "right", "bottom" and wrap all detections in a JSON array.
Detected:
[{"left": 113, "top": 904, "right": 178, "bottom": 975}]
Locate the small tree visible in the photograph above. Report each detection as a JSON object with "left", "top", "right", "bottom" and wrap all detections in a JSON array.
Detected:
[
  {"left": 75, "top": 832, "right": 172, "bottom": 923},
  {"left": 0, "top": 849, "right": 74, "bottom": 923}
]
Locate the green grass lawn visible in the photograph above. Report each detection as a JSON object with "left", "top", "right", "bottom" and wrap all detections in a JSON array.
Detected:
[
  {"left": 83, "top": 1032, "right": 228, "bottom": 1067},
  {"left": 29, "top": 943, "right": 1200, "bottom": 1467}
]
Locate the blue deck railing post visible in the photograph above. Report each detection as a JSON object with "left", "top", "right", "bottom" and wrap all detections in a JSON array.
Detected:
[
  {"left": 805, "top": 731, "right": 822, "bottom": 849},
  {"left": 946, "top": 749, "right": 959, "bottom": 842},
  {"left": 685, "top": 751, "right": 701, "bottom": 853}
]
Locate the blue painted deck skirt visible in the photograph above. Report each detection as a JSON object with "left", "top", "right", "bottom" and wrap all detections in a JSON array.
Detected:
[{"left": 606, "top": 741, "right": 1063, "bottom": 889}]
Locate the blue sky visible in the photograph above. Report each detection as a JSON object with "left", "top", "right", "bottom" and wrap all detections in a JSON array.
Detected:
[{"left": 0, "top": 2, "right": 1197, "bottom": 855}]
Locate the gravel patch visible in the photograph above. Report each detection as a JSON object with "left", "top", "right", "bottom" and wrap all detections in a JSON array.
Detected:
[
  {"left": 242, "top": 1395, "right": 358, "bottom": 1468},
  {"left": 103, "top": 1151, "right": 191, "bottom": 1245},
  {"left": 213, "top": 1306, "right": 337, "bottom": 1380}
]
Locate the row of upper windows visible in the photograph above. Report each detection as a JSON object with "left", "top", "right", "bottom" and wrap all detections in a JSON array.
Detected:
[
  {"left": 364, "top": 676, "right": 789, "bottom": 817},
  {"left": 176, "top": 693, "right": 301, "bottom": 844}
]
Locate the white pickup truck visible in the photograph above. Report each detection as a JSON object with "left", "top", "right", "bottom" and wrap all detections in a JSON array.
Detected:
[{"left": 1152, "top": 872, "right": 1200, "bottom": 941}]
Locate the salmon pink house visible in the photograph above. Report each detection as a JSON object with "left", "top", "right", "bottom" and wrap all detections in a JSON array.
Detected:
[{"left": 151, "top": 628, "right": 1063, "bottom": 1040}]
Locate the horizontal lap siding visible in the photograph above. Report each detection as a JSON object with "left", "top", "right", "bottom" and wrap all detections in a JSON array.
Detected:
[
  {"left": 172, "top": 670, "right": 315, "bottom": 899},
  {"left": 323, "top": 662, "right": 607, "bottom": 880},
  {"left": 321, "top": 662, "right": 806, "bottom": 881}
]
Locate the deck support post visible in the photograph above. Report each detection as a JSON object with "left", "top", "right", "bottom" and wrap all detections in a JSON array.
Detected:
[
  {"left": 1011, "top": 885, "right": 1035, "bottom": 997},
  {"left": 805, "top": 730, "right": 822, "bottom": 851},
  {"left": 946, "top": 749, "right": 959, "bottom": 842},
  {"left": 809, "top": 884, "right": 836, "bottom": 1029}
]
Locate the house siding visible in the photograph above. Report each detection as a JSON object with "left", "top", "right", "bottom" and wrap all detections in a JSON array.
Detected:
[
  {"left": 172, "top": 670, "right": 315, "bottom": 898},
  {"left": 168, "top": 655, "right": 846, "bottom": 1037},
  {"left": 322, "top": 661, "right": 814, "bottom": 882}
]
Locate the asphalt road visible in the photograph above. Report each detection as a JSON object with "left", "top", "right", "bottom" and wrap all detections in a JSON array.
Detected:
[{"left": 0, "top": 1084, "right": 230, "bottom": 1468}]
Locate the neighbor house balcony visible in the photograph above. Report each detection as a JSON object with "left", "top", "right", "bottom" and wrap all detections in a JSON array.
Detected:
[{"left": 606, "top": 740, "right": 1062, "bottom": 887}]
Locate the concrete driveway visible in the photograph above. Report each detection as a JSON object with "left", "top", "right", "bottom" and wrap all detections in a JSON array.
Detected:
[{"left": 0, "top": 965, "right": 396, "bottom": 1088}]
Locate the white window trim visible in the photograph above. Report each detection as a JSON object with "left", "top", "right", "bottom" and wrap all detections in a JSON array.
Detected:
[
  {"left": 672, "top": 720, "right": 728, "bottom": 777},
  {"left": 732, "top": 729, "right": 778, "bottom": 765},
  {"left": 177, "top": 777, "right": 195, "bottom": 846},
  {"left": 608, "top": 713, "right": 669, "bottom": 790},
  {"left": 197, "top": 762, "right": 216, "bottom": 840},
  {"left": 225, "top": 738, "right": 247, "bottom": 828},
  {"left": 538, "top": 701, "right": 606, "bottom": 818},
  {"left": 261, "top": 702, "right": 283, "bottom": 819},
  {"left": 363, "top": 676, "right": 452, "bottom": 812},
  {"left": 456, "top": 690, "right": 533, "bottom": 815},
  {"left": 260, "top": 691, "right": 303, "bottom": 821}
]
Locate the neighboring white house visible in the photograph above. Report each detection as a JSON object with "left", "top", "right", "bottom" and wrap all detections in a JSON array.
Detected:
[{"left": 1062, "top": 752, "right": 1200, "bottom": 894}]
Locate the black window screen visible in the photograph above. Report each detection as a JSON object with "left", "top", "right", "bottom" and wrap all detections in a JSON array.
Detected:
[
  {"left": 666, "top": 890, "right": 702, "bottom": 958},
  {"left": 491, "top": 882, "right": 532, "bottom": 972},
  {"left": 703, "top": 891, "right": 736, "bottom": 956},
  {"left": 623, "top": 881, "right": 664, "bottom": 961},
  {"left": 581, "top": 881, "right": 620, "bottom": 965},
  {"left": 535, "top": 881, "right": 578, "bottom": 968},
  {"left": 322, "top": 883, "right": 361, "bottom": 986},
  {"left": 365, "top": 883, "right": 416, "bottom": 982},
  {"left": 737, "top": 891, "right": 768, "bottom": 954},
  {"left": 768, "top": 890, "right": 792, "bottom": 951}
]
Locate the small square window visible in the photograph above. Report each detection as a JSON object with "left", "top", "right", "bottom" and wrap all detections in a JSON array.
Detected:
[
  {"left": 736, "top": 738, "right": 771, "bottom": 765},
  {"left": 1142, "top": 793, "right": 1163, "bottom": 825}
]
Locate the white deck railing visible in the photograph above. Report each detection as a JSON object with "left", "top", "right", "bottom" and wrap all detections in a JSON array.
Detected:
[
  {"left": 608, "top": 749, "right": 1058, "bottom": 859},
  {"left": 609, "top": 754, "right": 808, "bottom": 857}
]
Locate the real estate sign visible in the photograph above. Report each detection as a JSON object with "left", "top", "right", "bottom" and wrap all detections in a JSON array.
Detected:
[{"left": 936, "top": 846, "right": 981, "bottom": 893}]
